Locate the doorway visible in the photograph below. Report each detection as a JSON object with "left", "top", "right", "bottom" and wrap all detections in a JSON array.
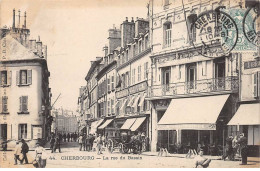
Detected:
[
  {"left": 214, "top": 59, "right": 225, "bottom": 90},
  {"left": 187, "top": 64, "right": 197, "bottom": 90}
]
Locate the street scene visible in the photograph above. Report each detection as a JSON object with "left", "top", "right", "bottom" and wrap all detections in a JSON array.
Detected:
[{"left": 0, "top": 0, "right": 260, "bottom": 168}]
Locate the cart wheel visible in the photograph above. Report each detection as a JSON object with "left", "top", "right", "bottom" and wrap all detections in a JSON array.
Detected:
[
  {"left": 107, "top": 139, "right": 114, "bottom": 153},
  {"left": 122, "top": 144, "right": 129, "bottom": 154},
  {"left": 119, "top": 143, "right": 123, "bottom": 153}
]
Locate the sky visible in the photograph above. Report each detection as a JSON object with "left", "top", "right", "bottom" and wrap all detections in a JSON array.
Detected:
[{"left": 0, "top": 0, "right": 149, "bottom": 113}]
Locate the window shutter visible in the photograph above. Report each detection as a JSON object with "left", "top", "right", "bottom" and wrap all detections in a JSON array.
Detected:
[
  {"left": 3, "top": 96, "right": 7, "bottom": 112},
  {"left": 253, "top": 72, "right": 258, "bottom": 98},
  {"left": 258, "top": 72, "right": 260, "bottom": 97},
  {"left": 16, "top": 71, "right": 20, "bottom": 85},
  {"left": 27, "top": 70, "right": 32, "bottom": 85},
  {"left": 19, "top": 96, "right": 22, "bottom": 112},
  {"left": 202, "top": 61, "right": 207, "bottom": 76},
  {"left": 8, "top": 71, "right": 12, "bottom": 85},
  {"left": 0, "top": 72, "right": 2, "bottom": 86}
]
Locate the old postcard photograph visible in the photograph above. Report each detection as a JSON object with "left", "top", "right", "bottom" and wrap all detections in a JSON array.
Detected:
[{"left": 0, "top": 0, "right": 259, "bottom": 168}]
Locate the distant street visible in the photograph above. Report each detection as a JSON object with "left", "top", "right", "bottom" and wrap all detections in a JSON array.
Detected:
[{"left": 0, "top": 141, "right": 259, "bottom": 168}]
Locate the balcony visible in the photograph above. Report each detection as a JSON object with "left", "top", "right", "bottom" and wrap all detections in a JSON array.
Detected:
[{"left": 148, "top": 76, "right": 239, "bottom": 98}]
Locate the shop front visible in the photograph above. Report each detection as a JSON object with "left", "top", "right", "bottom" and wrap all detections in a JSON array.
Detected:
[
  {"left": 228, "top": 103, "right": 260, "bottom": 156},
  {"left": 156, "top": 94, "right": 235, "bottom": 155}
]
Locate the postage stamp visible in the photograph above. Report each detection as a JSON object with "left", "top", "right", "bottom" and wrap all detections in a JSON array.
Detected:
[
  {"left": 192, "top": 10, "right": 238, "bottom": 58},
  {"left": 243, "top": 6, "right": 260, "bottom": 47},
  {"left": 223, "top": 8, "right": 257, "bottom": 52}
]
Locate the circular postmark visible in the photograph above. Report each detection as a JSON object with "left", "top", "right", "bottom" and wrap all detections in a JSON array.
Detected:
[
  {"left": 191, "top": 10, "right": 238, "bottom": 58},
  {"left": 243, "top": 6, "right": 260, "bottom": 47}
]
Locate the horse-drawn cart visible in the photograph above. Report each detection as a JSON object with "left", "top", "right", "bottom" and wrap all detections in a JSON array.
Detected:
[{"left": 107, "top": 132, "right": 142, "bottom": 154}]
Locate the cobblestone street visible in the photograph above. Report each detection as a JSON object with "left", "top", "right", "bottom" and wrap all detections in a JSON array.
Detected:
[{"left": 1, "top": 142, "right": 259, "bottom": 168}]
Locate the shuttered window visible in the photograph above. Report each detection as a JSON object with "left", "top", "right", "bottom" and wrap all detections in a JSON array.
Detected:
[
  {"left": 19, "top": 96, "right": 28, "bottom": 113},
  {"left": 0, "top": 71, "right": 11, "bottom": 86},
  {"left": 2, "top": 96, "right": 8, "bottom": 113},
  {"left": 16, "top": 70, "right": 32, "bottom": 85},
  {"left": 253, "top": 72, "right": 260, "bottom": 98}
]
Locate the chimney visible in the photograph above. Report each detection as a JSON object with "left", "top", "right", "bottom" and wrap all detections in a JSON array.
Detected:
[
  {"left": 43, "top": 45, "right": 47, "bottom": 60},
  {"left": 131, "top": 17, "right": 134, "bottom": 23},
  {"left": 125, "top": 17, "right": 128, "bottom": 22},
  {"left": 103, "top": 46, "right": 108, "bottom": 56},
  {"left": 18, "top": 9, "right": 21, "bottom": 28},
  {"left": 24, "top": 11, "right": 26, "bottom": 28},
  {"left": 29, "top": 39, "right": 37, "bottom": 51},
  {"left": 36, "top": 36, "right": 42, "bottom": 57},
  {"left": 13, "top": 9, "right": 15, "bottom": 29}
]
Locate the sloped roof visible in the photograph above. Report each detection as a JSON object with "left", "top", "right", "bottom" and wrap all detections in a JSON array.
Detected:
[{"left": 0, "top": 34, "right": 40, "bottom": 61}]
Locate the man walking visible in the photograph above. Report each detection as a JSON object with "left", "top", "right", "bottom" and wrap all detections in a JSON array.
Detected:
[
  {"left": 222, "top": 135, "right": 234, "bottom": 161},
  {"left": 20, "top": 139, "right": 29, "bottom": 164},
  {"left": 96, "top": 134, "right": 103, "bottom": 155},
  {"left": 14, "top": 141, "right": 22, "bottom": 165},
  {"left": 78, "top": 134, "right": 83, "bottom": 151},
  {"left": 67, "top": 133, "right": 70, "bottom": 142},
  {"left": 53, "top": 136, "right": 61, "bottom": 153},
  {"left": 238, "top": 133, "right": 248, "bottom": 165}
]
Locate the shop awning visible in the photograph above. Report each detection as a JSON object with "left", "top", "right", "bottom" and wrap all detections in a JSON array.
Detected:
[
  {"left": 228, "top": 103, "right": 260, "bottom": 125},
  {"left": 138, "top": 93, "right": 146, "bottom": 107},
  {"left": 121, "top": 118, "right": 136, "bottom": 130},
  {"left": 158, "top": 94, "right": 230, "bottom": 130},
  {"left": 89, "top": 119, "right": 104, "bottom": 134},
  {"left": 130, "top": 117, "right": 146, "bottom": 131},
  {"left": 132, "top": 95, "right": 140, "bottom": 107},
  {"left": 98, "top": 119, "right": 114, "bottom": 129},
  {"left": 127, "top": 96, "right": 135, "bottom": 107}
]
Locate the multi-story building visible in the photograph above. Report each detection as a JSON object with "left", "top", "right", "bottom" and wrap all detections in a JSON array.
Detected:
[
  {"left": 0, "top": 9, "right": 51, "bottom": 145},
  {"left": 228, "top": 50, "right": 260, "bottom": 156},
  {"left": 147, "top": 0, "right": 242, "bottom": 152},
  {"left": 52, "top": 108, "right": 78, "bottom": 134}
]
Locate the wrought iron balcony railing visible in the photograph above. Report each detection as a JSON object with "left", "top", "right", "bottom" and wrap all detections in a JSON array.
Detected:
[{"left": 148, "top": 76, "right": 239, "bottom": 98}]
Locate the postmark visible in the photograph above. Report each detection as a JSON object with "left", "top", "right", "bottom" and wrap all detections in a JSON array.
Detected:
[
  {"left": 192, "top": 10, "right": 238, "bottom": 58},
  {"left": 243, "top": 6, "right": 260, "bottom": 47}
]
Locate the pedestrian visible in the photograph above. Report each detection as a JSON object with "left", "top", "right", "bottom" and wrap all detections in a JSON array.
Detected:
[
  {"left": 50, "top": 135, "right": 55, "bottom": 151},
  {"left": 20, "top": 139, "right": 29, "bottom": 164},
  {"left": 90, "top": 134, "right": 95, "bottom": 151},
  {"left": 78, "top": 134, "right": 83, "bottom": 151},
  {"left": 96, "top": 134, "right": 103, "bottom": 155},
  {"left": 222, "top": 135, "right": 234, "bottom": 161},
  {"left": 14, "top": 141, "right": 22, "bottom": 165},
  {"left": 238, "top": 133, "right": 248, "bottom": 165},
  {"left": 82, "top": 133, "right": 86, "bottom": 151},
  {"left": 232, "top": 135, "right": 239, "bottom": 158},
  {"left": 85, "top": 135, "right": 90, "bottom": 151},
  {"left": 53, "top": 136, "right": 61, "bottom": 153},
  {"left": 63, "top": 133, "right": 66, "bottom": 142},
  {"left": 67, "top": 133, "right": 70, "bottom": 142},
  {"left": 34, "top": 142, "right": 47, "bottom": 168},
  {"left": 194, "top": 149, "right": 211, "bottom": 168},
  {"left": 74, "top": 132, "right": 78, "bottom": 142}
]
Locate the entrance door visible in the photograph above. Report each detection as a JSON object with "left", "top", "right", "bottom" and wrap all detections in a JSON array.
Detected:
[
  {"left": 215, "top": 60, "right": 225, "bottom": 90},
  {"left": 187, "top": 65, "right": 196, "bottom": 90},
  {"left": 0, "top": 124, "right": 7, "bottom": 140}
]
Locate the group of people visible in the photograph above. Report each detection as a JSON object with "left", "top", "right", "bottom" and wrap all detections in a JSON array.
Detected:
[
  {"left": 62, "top": 132, "right": 78, "bottom": 142},
  {"left": 50, "top": 133, "right": 62, "bottom": 153},
  {"left": 14, "top": 139, "right": 47, "bottom": 168},
  {"left": 222, "top": 133, "right": 248, "bottom": 165},
  {"left": 78, "top": 133, "right": 103, "bottom": 154}
]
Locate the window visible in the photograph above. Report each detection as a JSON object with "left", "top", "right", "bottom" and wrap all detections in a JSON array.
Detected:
[
  {"left": 125, "top": 72, "right": 129, "bottom": 87},
  {"left": 111, "top": 75, "right": 115, "bottom": 90},
  {"left": 17, "top": 70, "right": 32, "bottom": 85},
  {"left": 164, "top": 23, "right": 172, "bottom": 48},
  {"left": 0, "top": 71, "right": 11, "bottom": 86},
  {"left": 132, "top": 69, "right": 136, "bottom": 85},
  {"left": 19, "top": 124, "right": 27, "bottom": 139},
  {"left": 19, "top": 96, "right": 28, "bottom": 113},
  {"left": 1, "top": 96, "right": 8, "bottom": 113},
  {"left": 138, "top": 40, "right": 142, "bottom": 53},
  {"left": 111, "top": 99, "right": 114, "bottom": 114},
  {"left": 145, "top": 36, "right": 149, "bottom": 49},
  {"left": 108, "top": 76, "right": 111, "bottom": 92},
  {"left": 133, "top": 44, "right": 136, "bottom": 57},
  {"left": 187, "top": 14, "right": 197, "bottom": 44},
  {"left": 126, "top": 50, "right": 129, "bottom": 62},
  {"left": 138, "top": 65, "right": 141, "bottom": 82},
  {"left": 253, "top": 71, "right": 260, "bottom": 98},
  {"left": 144, "top": 62, "right": 148, "bottom": 79},
  {"left": 107, "top": 100, "right": 110, "bottom": 115}
]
